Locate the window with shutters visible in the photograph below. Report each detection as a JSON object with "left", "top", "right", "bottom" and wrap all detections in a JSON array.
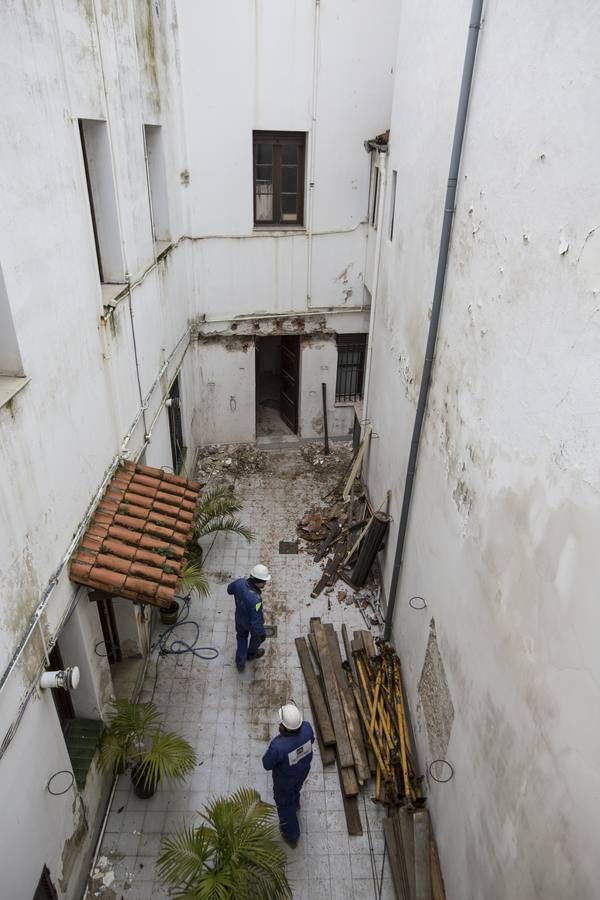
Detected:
[{"left": 253, "top": 131, "right": 306, "bottom": 226}]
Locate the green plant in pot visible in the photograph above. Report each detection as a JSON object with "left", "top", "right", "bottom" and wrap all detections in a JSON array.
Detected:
[
  {"left": 160, "top": 485, "right": 253, "bottom": 625},
  {"left": 99, "top": 699, "right": 197, "bottom": 798},
  {"left": 157, "top": 787, "right": 292, "bottom": 899}
]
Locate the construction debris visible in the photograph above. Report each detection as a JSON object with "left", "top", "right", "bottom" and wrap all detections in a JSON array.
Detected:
[
  {"left": 297, "top": 434, "right": 390, "bottom": 603},
  {"left": 383, "top": 807, "right": 447, "bottom": 900},
  {"left": 295, "top": 617, "right": 428, "bottom": 841},
  {"left": 196, "top": 443, "right": 272, "bottom": 480}
]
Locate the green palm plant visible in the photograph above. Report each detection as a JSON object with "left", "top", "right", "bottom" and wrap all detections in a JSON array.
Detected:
[
  {"left": 157, "top": 788, "right": 292, "bottom": 900},
  {"left": 176, "top": 562, "right": 210, "bottom": 599},
  {"left": 98, "top": 700, "right": 197, "bottom": 797},
  {"left": 192, "top": 485, "right": 253, "bottom": 547}
]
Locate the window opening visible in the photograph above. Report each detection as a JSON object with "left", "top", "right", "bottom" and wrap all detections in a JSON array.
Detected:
[
  {"left": 33, "top": 866, "right": 58, "bottom": 900},
  {"left": 78, "top": 119, "right": 124, "bottom": 283},
  {"left": 143, "top": 124, "right": 170, "bottom": 243},
  {"left": 0, "top": 264, "right": 24, "bottom": 379},
  {"left": 370, "top": 161, "right": 380, "bottom": 228},
  {"left": 253, "top": 131, "right": 306, "bottom": 226},
  {"left": 167, "top": 375, "right": 185, "bottom": 473},
  {"left": 389, "top": 170, "right": 397, "bottom": 241},
  {"left": 335, "top": 334, "right": 367, "bottom": 402}
]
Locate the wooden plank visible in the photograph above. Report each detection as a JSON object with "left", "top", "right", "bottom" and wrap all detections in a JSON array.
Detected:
[
  {"left": 340, "top": 764, "right": 359, "bottom": 797},
  {"left": 312, "top": 624, "right": 354, "bottom": 768},
  {"left": 359, "top": 628, "right": 377, "bottom": 659},
  {"left": 399, "top": 807, "right": 416, "bottom": 900},
  {"left": 338, "top": 669, "right": 371, "bottom": 783},
  {"left": 308, "top": 618, "right": 322, "bottom": 667},
  {"left": 384, "top": 816, "right": 411, "bottom": 900},
  {"left": 323, "top": 624, "right": 371, "bottom": 782},
  {"left": 352, "top": 630, "right": 365, "bottom": 652},
  {"left": 314, "top": 520, "right": 341, "bottom": 562},
  {"left": 414, "top": 809, "right": 432, "bottom": 900},
  {"left": 430, "top": 835, "right": 446, "bottom": 900},
  {"left": 337, "top": 753, "right": 362, "bottom": 835},
  {"left": 308, "top": 632, "right": 320, "bottom": 667},
  {"left": 306, "top": 690, "right": 336, "bottom": 767},
  {"left": 295, "top": 637, "right": 336, "bottom": 745}
]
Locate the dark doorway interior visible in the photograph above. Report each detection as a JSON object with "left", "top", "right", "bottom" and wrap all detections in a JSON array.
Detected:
[
  {"left": 255, "top": 335, "right": 299, "bottom": 437},
  {"left": 167, "top": 375, "right": 185, "bottom": 472},
  {"left": 33, "top": 866, "right": 58, "bottom": 900}
]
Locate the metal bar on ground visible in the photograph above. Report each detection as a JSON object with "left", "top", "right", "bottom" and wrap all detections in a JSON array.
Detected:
[{"left": 322, "top": 382, "right": 329, "bottom": 455}]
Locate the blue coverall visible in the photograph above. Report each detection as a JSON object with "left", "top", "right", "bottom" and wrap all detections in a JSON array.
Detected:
[
  {"left": 262, "top": 720, "right": 315, "bottom": 842},
  {"left": 227, "top": 578, "right": 266, "bottom": 666}
]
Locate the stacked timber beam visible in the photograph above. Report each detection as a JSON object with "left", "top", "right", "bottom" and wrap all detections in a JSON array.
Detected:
[
  {"left": 383, "top": 808, "right": 446, "bottom": 900},
  {"left": 296, "top": 621, "right": 446, "bottom": 897}
]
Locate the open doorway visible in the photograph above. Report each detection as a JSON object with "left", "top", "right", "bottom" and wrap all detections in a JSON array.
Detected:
[{"left": 255, "top": 335, "right": 299, "bottom": 437}]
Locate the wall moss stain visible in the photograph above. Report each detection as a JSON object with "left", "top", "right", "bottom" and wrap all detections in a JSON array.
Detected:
[
  {"left": 133, "top": 0, "right": 161, "bottom": 112},
  {"left": 59, "top": 801, "right": 89, "bottom": 892}
]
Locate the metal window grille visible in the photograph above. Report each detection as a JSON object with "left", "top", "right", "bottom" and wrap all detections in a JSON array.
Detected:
[{"left": 335, "top": 334, "right": 367, "bottom": 402}]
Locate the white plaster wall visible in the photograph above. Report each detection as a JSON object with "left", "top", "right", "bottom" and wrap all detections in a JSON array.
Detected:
[
  {"left": 299, "top": 336, "right": 355, "bottom": 439},
  {"left": 177, "top": 0, "right": 400, "bottom": 319},
  {"left": 59, "top": 590, "right": 112, "bottom": 719},
  {"left": 0, "top": 683, "right": 109, "bottom": 900},
  {"left": 364, "top": 2, "right": 600, "bottom": 898},
  {"left": 0, "top": 2, "right": 192, "bottom": 896},
  {"left": 186, "top": 339, "right": 256, "bottom": 446}
]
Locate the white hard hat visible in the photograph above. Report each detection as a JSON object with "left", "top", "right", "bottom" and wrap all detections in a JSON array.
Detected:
[
  {"left": 250, "top": 564, "right": 271, "bottom": 582},
  {"left": 279, "top": 700, "right": 302, "bottom": 731}
]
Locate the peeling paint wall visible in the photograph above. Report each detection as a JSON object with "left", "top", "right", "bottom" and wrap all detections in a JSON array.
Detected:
[
  {"left": 365, "top": 2, "right": 600, "bottom": 898},
  {"left": 299, "top": 335, "right": 354, "bottom": 439},
  {"left": 0, "top": 2, "right": 190, "bottom": 897},
  {"left": 176, "top": 0, "right": 400, "bottom": 321},
  {"left": 186, "top": 338, "right": 257, "bottom": 446}
]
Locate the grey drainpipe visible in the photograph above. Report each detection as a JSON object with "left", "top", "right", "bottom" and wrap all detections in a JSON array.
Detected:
[{"left": 384, "top": 0, "right": 484, "bottom": 641}]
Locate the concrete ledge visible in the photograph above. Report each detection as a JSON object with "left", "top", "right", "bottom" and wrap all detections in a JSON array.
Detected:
[{"left": 0, "top": 375, "right": 30, "bottom": 409}]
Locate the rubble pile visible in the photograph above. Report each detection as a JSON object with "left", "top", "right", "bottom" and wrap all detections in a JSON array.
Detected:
[
  {"left": 196, "top": 443, "right": 272, "bottom": 481},
  {"left": 299, "top": 441, "right": 352, "bottom": 475}
]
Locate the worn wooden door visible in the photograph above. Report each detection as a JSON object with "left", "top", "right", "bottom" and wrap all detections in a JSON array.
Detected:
[{"left": 280, "top": 336, "right": 300, "bottom": 432}]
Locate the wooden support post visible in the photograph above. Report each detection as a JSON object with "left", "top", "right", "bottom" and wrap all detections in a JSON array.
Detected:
[{"left": 414, "top": 809, "right": 432, "bottom": 900}]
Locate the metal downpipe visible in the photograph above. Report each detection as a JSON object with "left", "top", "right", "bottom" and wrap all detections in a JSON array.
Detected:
[{"left": 384, "top": 0, "right": 484, "bottom": 641}]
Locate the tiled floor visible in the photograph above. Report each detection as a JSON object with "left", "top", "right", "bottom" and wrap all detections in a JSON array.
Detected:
[{"left": 95, "top": 447, "right": 394, "bottom": 899}]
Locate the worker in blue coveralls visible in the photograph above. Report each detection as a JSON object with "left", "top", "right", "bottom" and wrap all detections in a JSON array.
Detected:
[
  {"left": 227, "top": 564, "right": 271, "bottom": 672},
  {"left": 262, "top": 701, "right": 315, "bottom": 848}
]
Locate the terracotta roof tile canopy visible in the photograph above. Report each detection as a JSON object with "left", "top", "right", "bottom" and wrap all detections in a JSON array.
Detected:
[{"left": 70, "top": 461, "right": 201, "bottom": 609}]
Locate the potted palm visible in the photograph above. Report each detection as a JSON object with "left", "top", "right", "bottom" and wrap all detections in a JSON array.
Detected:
[
  {"left": 157, "top": 788, "right": 292, "bottom": 899},
  {"left": 99, "top": 699, "right": 197, "bottom": 798},
  {"left": 160, "top": 484, "right": 253, "bottom": 626}
]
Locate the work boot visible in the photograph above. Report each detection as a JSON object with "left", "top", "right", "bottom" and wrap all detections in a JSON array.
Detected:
[
  {"left": 236, "top": 660, "right": 245, "bottom": 672},
  {"left": 281, "top": 832, "right": 298, "bottom": 849},
  {"left": 247, "top": 648, "right": 265, "bottom": 661}
]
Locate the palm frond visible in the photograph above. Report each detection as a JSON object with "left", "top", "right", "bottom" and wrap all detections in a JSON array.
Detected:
[
  {"left": 177, "top": 562, "right": 211, "bottom": 598},
  {"left": 105, "top": 698, "right": 160, "bottom": 737},
  {"left": 160, "top": 789, "right": 292, "bottom": 899},
  {"left": 192, "top": 486, "right": 253, "bottom": 544},
  {"left": 157, "top": 822, "right": 213, "bottom": 887},
  {"left": 196, "top": 516, "right": 253, "bottom": 543},
  {"left": 196, "top": 485, "right": 244, "bottom": 523},
  {"left": 135, "top": 729, "right": 197, "bottom": 792},
  {"left": 98, "top": 728, "right": 131, "bottom": 774}
]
